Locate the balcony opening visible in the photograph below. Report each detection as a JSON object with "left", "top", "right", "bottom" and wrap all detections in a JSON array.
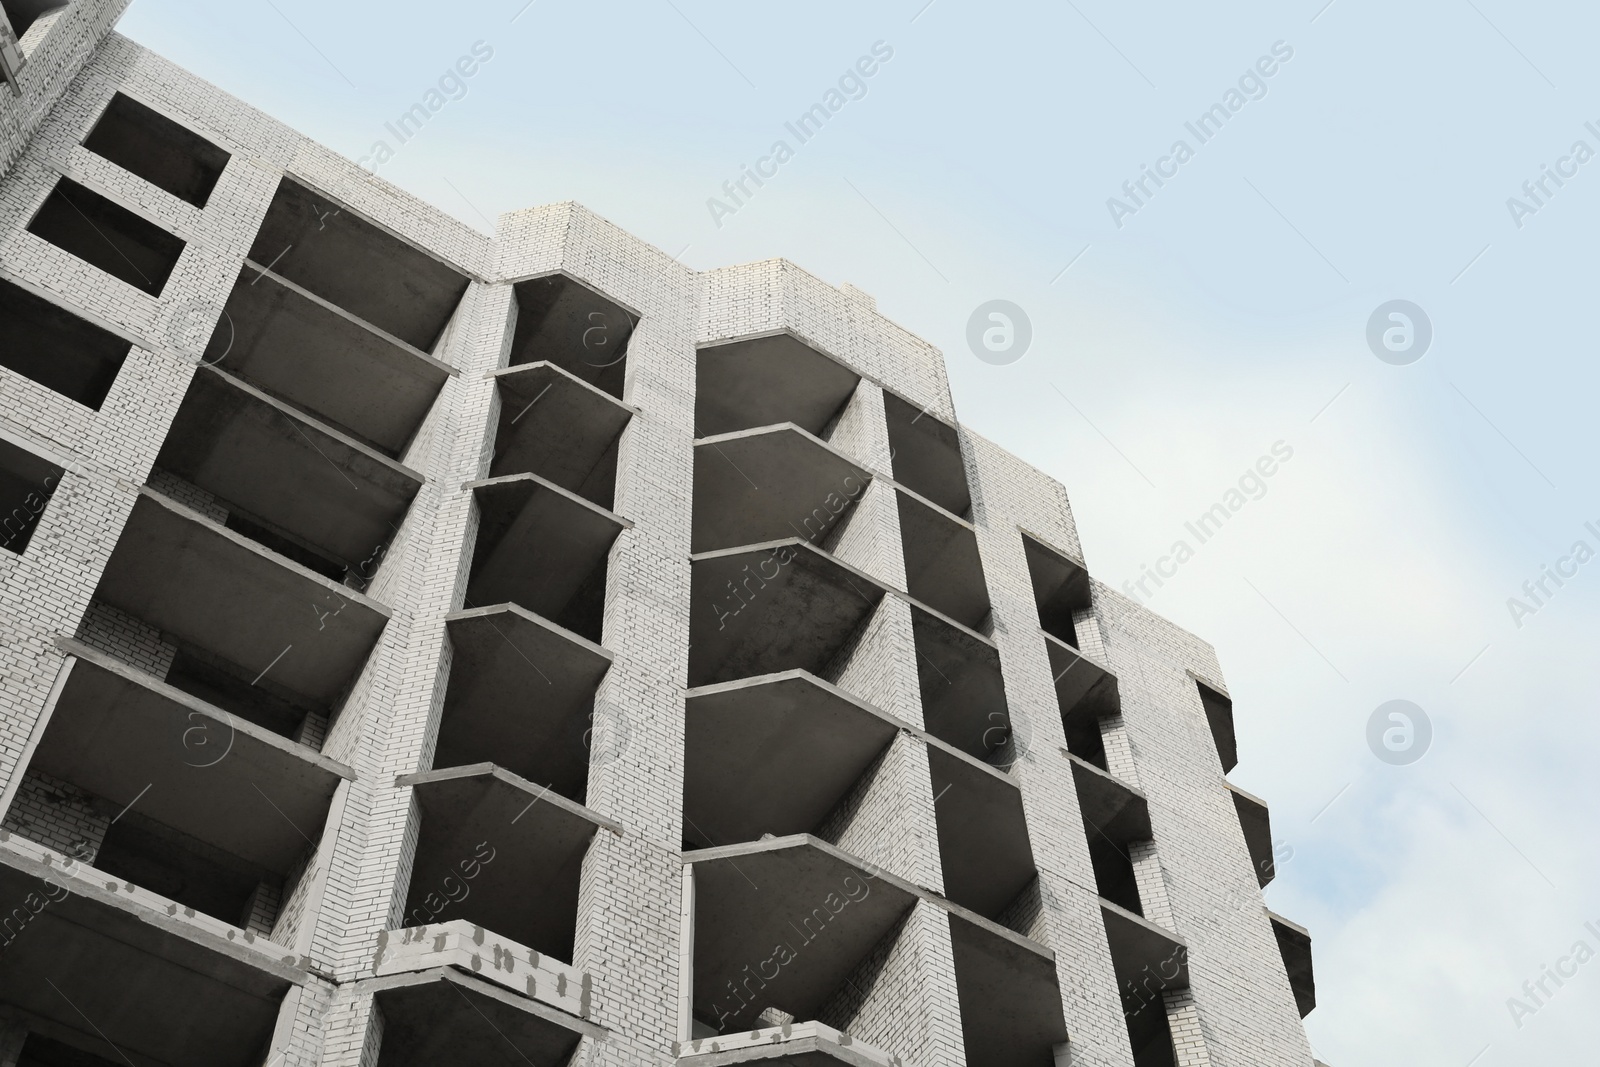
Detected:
[
  {"left": 882, "top": 391, "right": 968, "bottom": 518},
  {"left": 489, "top": 361, "right": 634, "bottom": 508},
  {"left": 927, "top": 744, "right": 1036, "bottom": 921},
  {"left": 509, "top": 274, "right": 635, "bottom": 399},
  {"left": 1, "top": 0, "right": 68, "bottom": 40},
  {"left": 695, "top": 333, "right": 859, "bottom": 438},
  {"left": 1196, "top": 679, "right": 1238, "bottom": 773},
  {"left": 1227, "top": 781, "right": 1275, "bottom": 887},
  {"left": 1125, "top": 998, "right": 1180, "bottom": 1067},
  {"left": 162, "top": 645, "right": 323, "bottom": 743},
  {"left": 947, "top": 911, "right": 1069, "bottom": 1067},
  {"left": 692, "top": 424, "right": 868, "bottom": 553},
  {"left": 1271, "top": 912, "right": 1316, "bottom": 1017},
  {"left": 909, "top": 604, "right": 1012, "bottom": 764},
  {"left": 897, "top": 490, "right": 989, "bottom": 629},
  {"left": 0, "top": 435, "right": 61, "bottom": 556},
  {"left": 1021, "top": 533, "right": 1091, "bottom": 648},
  {"left": 248, "top": 177, "right": 469, "bottom": 352},
  {"left": 92, "top": 813, "right": 271, "bottom": 928},
  {"left": 28, "top": 178, "right": 186, "bottom": 296},
  {"left": 1101, "top": 902, "right": 1188, "bottom": 1067},
  {"left": 0, "top": 277, "right": 132, "bottom": 408},
  {"left": 81, "top": 93, "right": 231, "bottom": 207},
  {"left": 16, "top": 1034, "right": 126, "bottom": 1067}
]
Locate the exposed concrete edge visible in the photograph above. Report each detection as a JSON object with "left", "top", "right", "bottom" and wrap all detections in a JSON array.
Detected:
[
  {"left": 53, "top": 635, "right": 358, "bottom": 782},
  {"left": 1015, "top": 523, "right": 1089, "bottom": 573},
  {"left": 685, "top": 668, "right": 909, "bottom": 731},
  {"left": 921, "top": 729, "right": 1020, "bottom": 790},
  {"left": 498, "top": 265, "right": 646, "bottom": 320},
  {"left": 464, "top": 470, "right": 634, "bottom": 530},
  {"left": 0, "top": 260, "right": 157, "bottom": 353},
  {"left": 445, "top": 601, "right": 614, "bottom": 663},
  {"left": 352, "top": 965, "right": 607, "bottom": 1041},
  {"left": 901, "top": 595, "right": 998, "bottom": 651},
  {"left": 1100, "top": 896, "right": 1188, "bottom": 953},
  {"left": 1041, "top": 628, "right": 1116, "bottom": 679},
  {"left": 1184, "top": 666, "right": 1230, "bottom": 700},
  {"left": 1224, "top": 779, "right": 1269, "bottom": 810},
  {"left": 1265, "top": 909, "right": 1311, "bottom": 939},
  {"left": 488, "top": 358, "right": 641, "bottom": 417},
  {"left": 890, "top": 478, "right": 976, "bottom": 532},
  {"left": 677, "top": 1022, "right": 900, "bottom": 1067},
  {"left": 134, "top": 485, "right": 394, "bottom": 619},
  {"left": 40, "top": 153, "right": 205, "bottom": 244},
  {"left": 396, "top": 762, "right": 624, "bottom": 836},
  {"left": 1063, "top": 749, "right": 1147, "bottom": 805},
  {"left": 690, "top": 538, "right": 891, "bottom": 601}
]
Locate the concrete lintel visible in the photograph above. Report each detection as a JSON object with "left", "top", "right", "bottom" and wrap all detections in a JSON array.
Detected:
[
  {"left": 906, "top": 602, "right": 1009, "bottom": 761},
  {"left": 212, "top": 260, "right": 452, "bottom": 455},
  {"left": 1042, "top": 631, "right": 1121, "bottom": 724},
  {"left": 927, "top": 745, "right": 1035, "bottom": 921},
  {"left": 944, "top": 908, "right": 1069, "bottom": 1067},
  {"left": 437, "top": 604, "right": 613, "bottom": 800},
  {"left": 374, "top": 920, "right": 593, "bottom": 1020},
  {"left": 465, "top": 472, "right": 630, "bottom": 625},
  {"left": 396, "top": 764, "right": 619, "bottom": 959},
  {"left": 683, "top": 669, "right": 902, "bottom": 849},
  {"left": 1226, "top": 781, "right": 1274, "bottom": 888},
  {"left": 95, "top": 488, "right": 390, "bottom": 707},
  {"left": 681, "top": 834, "right": 919, "bottom": 1033},
  {"left": 1067, "top": 752, "right": 1152, "bottom": 845},
  {"left": 689, "top": 539, "right": 889, "bottom": 688},
  {"left": 692, "top": 422, "right": 871, "bottom": 553},
  {"left": 365, "top": 966, "right": 601, "bottom": 1066},
  {"left": 695, "top": 332, "right": 861, "bottom": 438},
  {"left": 37, "top": 640, "right": 351, "bottom": 872},
  {"left": 1268, "top": 910, "right": 1315, "bottom": 1017},
  {"left": 1100, "top": 898, "right": 1189, "bottom": 1003},
  {"left": 489, "top": 359, "right": 636, "bottom": 505},
  {"left": 895, "top": 488, "right": 989, "bottom": 629},
  {"left": 158, "top": 365, "right": 424, "bottom": 566},
  {"left": 677, "top": 1020, "right": 895, "bottom": 1067}
]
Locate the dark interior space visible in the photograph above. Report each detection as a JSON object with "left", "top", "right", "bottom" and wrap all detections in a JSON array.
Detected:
[
  {"left": 0, "top": 435, "right": 63, "bottom": 556},
  {"left": 0, "top": 276, "right": 132, "bottom": 408},
  {"left": 82, "top": 92, "right": 231, "bottom": 207},
  {"left": 28, "top": 178, "right": 187, "bottom": 296},
  {"left": 509, "top": 274, "right": 635, "bottom": 398}
]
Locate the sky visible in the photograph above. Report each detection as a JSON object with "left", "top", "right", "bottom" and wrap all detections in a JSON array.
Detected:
[{"left": 113, "top": 1, "right": 1600, "bottom": 1063}]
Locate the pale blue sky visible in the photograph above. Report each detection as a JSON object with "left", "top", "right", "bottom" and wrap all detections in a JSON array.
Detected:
[{"left": 117, "top": 1, "right": 1600, "bottom": 1062}]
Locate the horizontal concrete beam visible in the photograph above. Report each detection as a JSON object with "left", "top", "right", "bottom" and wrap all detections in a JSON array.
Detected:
[
  {"left": 692, "top": 423, "right": 869, "bottom": 553},
  {"left": 1067, "top": 751, "right": 1152, "bottom": 845},
  {"left": 683, "top": 670, "right": 901, "bottom": 849},
  {"left": 907, "top": 602, "right": 1009, "bottom": 761},
  {"left": 36, "top": 641, "right": 351, "bottom": 873},
  {"left": 1226, "top": 781, "right": 1274, "bottom": 888},
  {"left": 927, "top": 744, "right": 1035, "bottom": 921},
  {"left": 1269, "top": 910, "right": 1315, "bottom": 1017},
  {"left": 437, "top": 604, "right": 612, "bottom": 802},
  {"left": 489, "top": 360, "right": 635, "bottom": 506},
  {"left": 695, "top": 333, "right": 860, "bottom": 438},
  {"left": 396, "top": 764, "right": 619, "bottom": 960},
  {"left": 211, "top": 259, "right": 453, "bottom": 456},
  {"left": 374, "top": 919, "right": 592, "bottom": 1020},
  {"left": 689, "top": 540, "right": 888, "bottom": 689},
  {"left": 678, "top": 1019, "right": 897, "bottom": 1066},
  {"left": 895, "top": 488, "right": 989, "bottom": 630},
  {"left": 95, "top": 488, "right": 390, "bottom": 707},
  {"left": 158, "top": 366, "right": 423, "bottom": 568}
]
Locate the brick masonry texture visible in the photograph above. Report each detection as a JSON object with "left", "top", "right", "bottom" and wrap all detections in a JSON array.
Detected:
[{"left": 0, "top": 9, "right": 1317, "bottom": 1066}]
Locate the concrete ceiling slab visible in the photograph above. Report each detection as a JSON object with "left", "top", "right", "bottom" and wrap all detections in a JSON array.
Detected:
[
  {"left": 895, "top": 490, "right": 989, "bottom": 630},
  {"left": 1227, "top": 782, "right": 1274, "bottom": 888},
  {"left": 1269, "top": 911, "right": 1315, "bottom": 1017},
  {"left": 927, "top": 745, "right": 1035, "bottom": 921},
  {"left": 882, "top": 392, "right": 968, "bottom": 518},
  {"left": 693, "top": 424, "right": 870, "bottom": 553},
  {"left": 0, "top": 847, "right": 298, "bottom": 1067},
  {"left": 1100, "top": 898, "right": 1189, "bottom": 1009},
  {"left": 247, "top": 177, "right": 470, "bottom": 352},
  {"left": 684, "top": 835, "right": 918, "bottom": 1033},
  {"left": 490, "top": 360, "right": 636, "bottom": 507},
  {"left": 210, "top": 262, "right": 452, "bottom": 457},
  {"left": 1020, "top": 535, "right": 1090, "bottom": 645},
  {"left": 679, "top": 1029, "right": 889, "bottom": 1067},
  {"left": 95, "top": 490, "right": 390, "bottom": 708},
  {"left": 371, "top": 968, "right": 599, "bottom": 1067},
  {"left": 695, "top": 334, "right": 860, "bottom": 438},
  {"left": 908, "top": 604, "right": 1009, "bottom": 761},
  {"left": 945, "top": 910, "right": 1068, "bottom": 1067},
  {"left": 436, "top": 604, "right": 613, "bottom": 803},
  {"left": 158, "top": 367, "right": 422, "bottom": 567},
  {"left": 688, "top": 540, "right": 887, "bottom": 688},
  {"left": 1196, "top": 680, "right": 1238, "bottom": 774},
  {"left": 683, "top": 670, "right": 901, "bottom": 849},
  {"left": 397, "top": 764, "right": 618, "bottom": 959},
  {"left": 1043, "top": 632, "right": 1121, "bottom": 725},
  {"left": 466, "top": 473, "right": 630, "bottom": 628},
  {"left": 1068, "top": 753, "right": 1151, "bottom": 845},
  {"left": 33, "top": 642, "right": 351, "bottom": 873},
  {"left": 509, "top": 274, "right": 634, "bottom": 399}
]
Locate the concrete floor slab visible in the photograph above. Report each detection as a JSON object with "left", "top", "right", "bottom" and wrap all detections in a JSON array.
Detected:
[
  {"left": 1043, "top": 631, "right": 1121, "bottom": 725},
  {"left": 678, "top": 1021, "right": 897, "bottom": 1066},
  {"left": 158, "top": 366, "right": 423, "bottom": 567},
  {"left": 945, "top": 910, "right": 1068, "bottom": 1067},
  {"left": 210, "top": 261, "right": 453, "bottom": 456},
  {"left": 247, "top": 176, "right": 470, "bottom": 352},
  {"left": 895, "top": 489, "right": 989, "bottom": 629},
  {"left": 1227, "top": 782, "right": 1274, "bottom": 888},
  {"left": 1021, "top": 535, "right": 1091, "bottom": 645},
  {"left": 397, "top": 764, "right": 619, "bottom": 960},
  {"left": 369, "top": 967, "right": 600, "bottom": 1067},
  {"left": 509, "top": 273, "right": 634, "bottom": 399},
  {"left": 466, "top": 473, "right": 630, "bottom": 637},
  {"left": 907, "top": 603, "right": 1009, "bottom": 761},
  {"left": 1068, "top": 752, "right": 1152, "bottom": 845},
  {"left": 695, "top": 334, "right": 860, "bottom": 438},
  {"left": 0, "top": 844, "right": 300, "bottom": 1067},
  {"left": 693, "top": 424, "right": 869, "bottom": 553},
  {"left": 882, "top": 393, "right": 969, "bottom": 518},
  {"left": 927, "top": 744, "right": 1035, "bottom": 920},
  {"left": 683, "top": 835, "right": 919, "bottom": 1033},
  {"left": 683, "top": 670, "right": 901, "bottom": 848},
  {"left": 689, "top": 540, "right": 888, "bottom": 688},
  {"left": 436, "top": 604, "right": 613, "bottom": 802},
  {"left": 490, "top": 360, "right": 635, "bottom": 506},
  {"left": 1101, "top": 898, "right": 1189, "bottom": 1007},
  {"left": 33, "top": 641, "right": 351, "bottom": 873},
  {"left": 95, "top": 489, "right": 390, "bottom": 707},
  {"left": 1269, "top": 911, "right": 1315, "bottom": 1017}
]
